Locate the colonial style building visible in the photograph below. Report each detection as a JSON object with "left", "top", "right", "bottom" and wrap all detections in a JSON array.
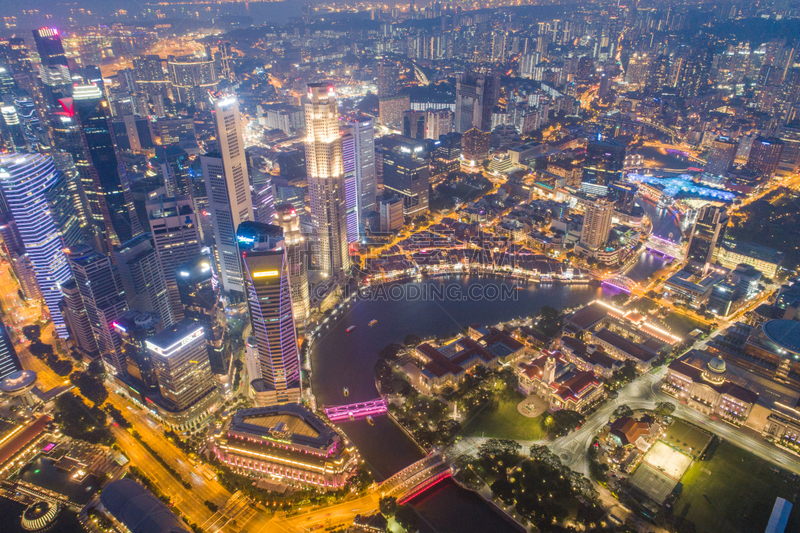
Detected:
[
  {"left": 663, "top": 352, "right": 758, "bottom": 423},
  {"left": 212, "top": 405, "right": 359, "bottom": 490},
  {"left": 517, "top": 351, "right": 604, "bottom": 413},
  {"left": 413, "top": 328, "right": 526, "bottom": 392},
  {"left": 558, "top": 336, "right": 622, "bottom": 379}
]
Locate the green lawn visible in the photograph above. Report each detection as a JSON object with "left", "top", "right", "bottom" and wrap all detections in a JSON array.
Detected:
[
  {"left": 674, "top": 441, "right": 800, "bottom": 533},
  {"left": 460, "top": 391, "right": 545, "bottom": 441},
  {"left": 662, "top": 419, "right": 712, "bottom": 459}
]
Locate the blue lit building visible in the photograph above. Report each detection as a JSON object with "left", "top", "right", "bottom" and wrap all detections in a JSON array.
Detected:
[{"left": 0, "top": 154, "right": 72, "bottom": 336}]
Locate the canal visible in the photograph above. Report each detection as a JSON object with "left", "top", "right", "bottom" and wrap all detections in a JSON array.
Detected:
[{"left": 310, "top": 275, "right": 603, "bottom": 532}]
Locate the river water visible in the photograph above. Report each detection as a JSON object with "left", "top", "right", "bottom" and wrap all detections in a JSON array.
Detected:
[
  {"left": 310, "top": 276, "right": 603, "bottom": 531},
  {"left": 309, "top": 202, "right": 683, "bottom": 530}
]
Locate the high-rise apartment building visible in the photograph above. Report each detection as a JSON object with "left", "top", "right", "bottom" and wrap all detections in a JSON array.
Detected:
[
  {"left": 114, "top": 233, "right": 171, "bottom": 330},
  {"left": 274, "top": 204, "right": 310, "bottom": 324},
  {"left": 454, "top": 72, "right": 498, "bottom": 133},
  {"left": 461, "top": 127, "right": 491, "bottom": 161},
  {"left": 67, "top": 245, "right": 129, "bottom": 374},
  {"left": 146, "top": 196, "right": 201, "bottom": 324},
  {"left": 377, "top": 62, "right": 399, "bottom": 98},
  {"left": 203, "top": 95, "right": 255, "bottom": 295},
  {"left": 685, "top": 205, "right": 729, "bottom": 275},
  {"left": 242, "top": 249, "right": 301, "bottom": 406},
  {"left": 580, "top": 198, "right": 614, "bottom": 251},
  {"left": 305, "top": 84, "right": 350, "bottom": 280},
  {"left": 378, "top": 94, "right": 410, "bottom": 130},
  {"left": 454, "top": 73, "right": 485, "bottom": 133},
  {"left": 0, "top": 154, "right": 72, "bottom": 336}
]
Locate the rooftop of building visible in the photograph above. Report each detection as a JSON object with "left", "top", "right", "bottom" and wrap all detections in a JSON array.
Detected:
[
  {"left": 100, "top": 479, "right": 190, "bottom": 533},
  {"left": 146, "top": 319, "right": 204, "bottom": 352},
  {"left": 564, "top": 301, "right": 611, "bottom": 331},
  {"left": 609, "top": 416, "right": 650, "bottom": 446},
  {"left": 593, "top": 328, "right": 659, "bottom": 364},
  {"left": 762, "top": 320, "right": 800, "bottom": 356},
  {"left": 226, "top": 405, "right": 343, "bottom": 453},
  {"left": 721, "top": 240, "right": 784, "bottom": 264}
]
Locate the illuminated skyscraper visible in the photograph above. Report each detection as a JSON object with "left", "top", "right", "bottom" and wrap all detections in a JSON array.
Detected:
[
  {"left": 0, "top": 154, "right": 72, "bottom": 336},
  {"left": 579, "top": 198, "right": 614, "bottom": 251},
  {"left": 176, "top": 253, "right": 228, "bottom": 376},
  {"left": 32, "top": 27, "right": 70, "bottom": 116},
  {"left": 146, "top": 196, "right": 201, "bottom": 325},
  {"left": 114, "top": 233, "right": 172, "bottom": 330},
  {"left": 341, "top": 116, "right": 377, "bottom": 237},
  {"left": 72, "top": 85, "right": 142, "bottom": 250},
  {"left": 67, "top": 245, "right": 129, "bottom": 374},
  {"left": 274, "top": 204, "right": 310, "bottom": 324},
  {"left": 146, "top": 319, "right": 218, "bottom": 428},
  {"left": 242, "top": 247, "right": 301, "bottom": 407},
  {"left": 685, "top": 205, "right": 729, "bottom": 276},
  {"left": 305, "top": 83, "right": 350, "bottom": 279},
  {"left": 203, "top": 95, "right": 254, "bottom": 295}
]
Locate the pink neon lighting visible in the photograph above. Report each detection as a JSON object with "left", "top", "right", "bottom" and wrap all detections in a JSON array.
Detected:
[
  {"left": 324, "top": 399, "right": 387, "bottom": 422},
  {"left": 397, "top": 471, "right": 452, "bottom": 505}
]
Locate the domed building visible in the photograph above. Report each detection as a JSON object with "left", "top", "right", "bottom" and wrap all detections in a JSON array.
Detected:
[
  {"left": 701, "top": 356, "right": 727, "bottom": 385},
  {"left": 664, "top": 350, "right": 758, "bottom": 422}
]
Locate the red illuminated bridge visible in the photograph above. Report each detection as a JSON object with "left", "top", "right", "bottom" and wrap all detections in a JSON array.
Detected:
[{"left": 324, "top": 398, "right": 387, "bottom": 422}]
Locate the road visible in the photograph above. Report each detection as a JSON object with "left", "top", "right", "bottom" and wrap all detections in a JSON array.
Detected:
[
  {"left": 266, "top": 493, "right": 380, "bottom": 533},
  {"left": 550, "top": 366, "right": 800, "bottom": 477}
]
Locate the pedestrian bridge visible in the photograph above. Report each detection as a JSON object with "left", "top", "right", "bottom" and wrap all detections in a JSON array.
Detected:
[
  {"left": 602, "top": 275, "right": 638, "bottom": 293},
  {"left": 324, "top": 398, "right": 387, "bottom": 422},
  {"left": 377, "top": 451, "right": 453, "bottom": 503}
]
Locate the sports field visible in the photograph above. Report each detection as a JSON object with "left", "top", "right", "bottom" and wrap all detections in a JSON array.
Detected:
[
  {"left": 643, "top": 441, "right": 693, "bottom": 480},
  {"left": 629, "top": 464, "right": 678, "bottom": 505},
  {"left": 674, "top": 441, "right": 800, "bottom": 533},
  {"left": 661, "top": 419, "right": 712, "bottom": 458}
]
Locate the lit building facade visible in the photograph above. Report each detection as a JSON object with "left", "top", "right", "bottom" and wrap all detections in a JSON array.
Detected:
[
  {"left": 305, "top": 84, "right": 350, "bottom": 280},
  {"left": 242, "top": 247, "right": 301, "bottom": 407},
  {"left": 203, "top": 95, "right": 255, "bottom": 295},
  {"left": 274, "top": 204, "right": 310, "bottom": 323},
  {"left": 146, "top": 196, "right": 201, "bottom": 325},
  {"left": 0, "top": 154, "right": 72, "bottom": 336},
  {"left": 147, "top": 319, "right": 219, "bottom": 431},
  {"left": 67, "top": 245, "right": 128, "bottom": 374},
  {"left": 212, "top": 404, "right": 359, "bottom": 490}
]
